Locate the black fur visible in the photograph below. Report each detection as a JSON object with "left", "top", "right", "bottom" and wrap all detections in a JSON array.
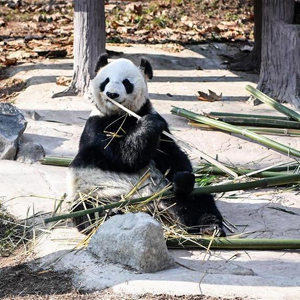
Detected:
[
  {"left": 100, "top": 77, "right": 109, "bottom": 92},
  {"left": 122, "top": 79, "right": 134, "bottom": 94},
  {"left": 94, "top": 53, "right": 109, "bottom": 74},
  {"left": 71, "top": 99, "right": 225, "bottom": 236},
  {"left": 140, "top": 58, "right": 153, "bottom": 79}
]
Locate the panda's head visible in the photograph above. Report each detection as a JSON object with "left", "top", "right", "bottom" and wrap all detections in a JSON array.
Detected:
[{"left": 91, "top": 54, "right": 153, "bottom": 116}]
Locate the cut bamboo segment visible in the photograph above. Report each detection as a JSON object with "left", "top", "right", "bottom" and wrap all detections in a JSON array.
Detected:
[
  {"left": 167, "top": 237, "right": 300, "bottom": 250},
  {"left": 171, "top": 106, "right": 300, "bottom": 158},
  {"left": 40, "top": 156, "right": 73, "bottom": 167},
  {"left": 45, "top": 174, "right": 300, "bottom": 224},
  {"left": 246, "top": 85, "right": 300, "bottom": 122}
]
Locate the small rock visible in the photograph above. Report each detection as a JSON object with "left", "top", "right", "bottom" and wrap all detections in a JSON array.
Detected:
[
  {"left": 247, "top": 95, "right": 262, "bottom": 106},
  {"left": 0, "top": 103, "right": 27, "bottom": 160},
  {"left": 16, "top": 142, "right": 45, "bottom": 164},
  {"left": 24, "top": 110, "right": 41, "bottom": 121},
  {"left": 88, "top": 212, "right": 174, "bottom": 273},
  {"left": 241, "top": 45, "right": 254, "bottom": 52}
]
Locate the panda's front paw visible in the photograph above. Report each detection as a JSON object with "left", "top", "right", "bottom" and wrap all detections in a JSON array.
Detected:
[
  {"left": 139, "top": 114, "right": 165, "bottom": 133},
  {"left": 173, "top": 171, "right": 195, "bottom": 196}
]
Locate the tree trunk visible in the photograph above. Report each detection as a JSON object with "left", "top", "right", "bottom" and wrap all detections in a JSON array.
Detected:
[
  {"left": 53, "top": 0, "right": 106, "bottom": 98},
  {"left": 258, "top": 0, "right": 300, "bottom": 107},
  {"left": 229, "top": 0, "right": 262, "bottom": 72},
  {"left": 251, "top": 0, "right": 262, "bottom": 68}
]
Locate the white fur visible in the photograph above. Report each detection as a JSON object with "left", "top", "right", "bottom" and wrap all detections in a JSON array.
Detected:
[
  {"left": 68, "top": 162, "right": 167, "bottom": 202},
  {"left": 91, "top": 59, "right": 149, "bottom": 116}
]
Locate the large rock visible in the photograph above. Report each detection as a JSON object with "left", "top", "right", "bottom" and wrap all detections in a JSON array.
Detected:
[
  {"left": 0, "top": 103, "right": 27, "bottom": 160},
  {"left": 88, "top": 212, "right": 174, "bottom": 273}
]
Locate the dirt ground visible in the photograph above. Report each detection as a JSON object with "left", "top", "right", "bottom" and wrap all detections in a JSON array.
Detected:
[
  {"left": 0, "top": 256, "right": 243, "bottom": 300},
  {"left": 0, "top": 0, "right": 254, "bottom": 103}
]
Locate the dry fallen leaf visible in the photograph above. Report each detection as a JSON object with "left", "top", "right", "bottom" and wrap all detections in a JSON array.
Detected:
[
  {"left": 56, "top": 76, "right": 71, "bottom": 87},
  {"left": 197, "top": 90, "right": 222, "bottom": 102},
  {"left": 0, "top": 57, "right": 18, "bottom": 66}
]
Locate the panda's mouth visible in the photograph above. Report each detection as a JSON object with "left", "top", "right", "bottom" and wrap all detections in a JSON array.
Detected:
[{"left": 104, "top": 96, "right": 125, "bottom": 104}]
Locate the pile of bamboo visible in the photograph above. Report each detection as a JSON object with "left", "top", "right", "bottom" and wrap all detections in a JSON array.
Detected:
[{"left": 40, "top": 86, "right": 300, "bottom": 250}]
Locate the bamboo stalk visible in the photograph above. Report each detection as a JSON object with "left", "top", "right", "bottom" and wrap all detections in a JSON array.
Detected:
[
  {"left": 195, "top": 166, "right": 291, "bottom": 178},
  {"left": 167, "top": 237, "right": 300, "bottom": 250},
  {"left": 246, "top": 85, "right": 300, "bottom": 123},
  {"left": 209, "top": 112, "right": 293, "bottom": 121},
  {"left": 171, "top": 106, "right": 300, "bottom": 158},
  {"left": 189, "top": 122, "right": 300, "bottom": 136},
  {"left": 40, "top": 156, "right": 73, "bottom": 167},
  {"left": 45, "top": 174, "right": 300, "bottom": 224},
  {"left": 207, "top": 116, "right": 300, "bottom": 129},
  {"left": 266, "top": 164, "right": 299, "bottom": 172}
]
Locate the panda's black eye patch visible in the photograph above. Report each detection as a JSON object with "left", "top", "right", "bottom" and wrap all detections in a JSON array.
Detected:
[
  {"left": 122, "top": 79, "right": 134, "bottom": 94},
  {"left": 100, "top": 77, "right": 109, "bottom": 92}
]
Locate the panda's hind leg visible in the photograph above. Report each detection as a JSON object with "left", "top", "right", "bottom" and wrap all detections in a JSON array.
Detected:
[
  {"left": 156, "top": 193, "right": 225, "bottom": 236},
  {"left": 159, "top": 194, "right": 225, "bottom": 237}
]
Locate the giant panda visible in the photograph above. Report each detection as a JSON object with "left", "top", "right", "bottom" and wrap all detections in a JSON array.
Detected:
[{"left": 68, "top": 53, "right": 225, "bottom": 237}]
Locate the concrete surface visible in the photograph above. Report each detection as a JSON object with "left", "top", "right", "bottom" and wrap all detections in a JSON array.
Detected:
[{"left": 1, "top": 43, "right": 300, "bottom": 300}]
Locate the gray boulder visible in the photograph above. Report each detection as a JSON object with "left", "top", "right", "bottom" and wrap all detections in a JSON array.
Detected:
[
  {"left": 16, "top": 142, "right": 45, "bottom": 164},
  {"left": 88, "top": 212, "right": 175, "bottom": 273},
  {"left": 0, "top": 103, "right": 27, "bottom": 160}
]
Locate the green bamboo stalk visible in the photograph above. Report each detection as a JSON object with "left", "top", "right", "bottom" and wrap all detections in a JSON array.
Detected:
[
  {"left": 167, "top": 238, "right": 300, "bottom": 250},
  {"left": 246, "top": 85, "right": 300, "bottom": 123},
  {"left": 209, "top": 111, "right": 293, "bottom": 121},
  {"left": 207, "top": 116, "right": 300, "bottom": 129},
  {"left": 40, "top": 156, "right": 73, "bottom": 167},
  {"left": 266, "top": 164, "right": 299, "bottom": 172},
  {"left": 45, "top": 174, "right": 300, "bottom": 224},
  {"left": 189, "top": 122, "right": 300, "bottom": 136},
  {"left": 171, "top": 106, "right": 300, "bottom": 158},
  {"left": 195, "top": 166, "right": 291, "bottom": 178}
]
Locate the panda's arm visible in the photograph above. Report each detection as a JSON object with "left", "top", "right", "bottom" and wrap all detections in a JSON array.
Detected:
[
  {"left": 154, "top": 116, "right": 195, "bottom": 196},
  {"left": 72, "top": 114, "right": 165, "bottom": 172}
]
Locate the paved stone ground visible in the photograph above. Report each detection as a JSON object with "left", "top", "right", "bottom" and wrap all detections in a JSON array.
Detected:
[{"left": 1, "top": 43, "right": 300, "bottom": 300}]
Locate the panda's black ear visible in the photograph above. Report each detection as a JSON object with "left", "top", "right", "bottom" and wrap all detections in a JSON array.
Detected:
[
  {"left": 94, "top": 53, "right": 109, "bottom": 74},
  {"left": 140, "top": 57, "right": 153, "bottom": 80}
]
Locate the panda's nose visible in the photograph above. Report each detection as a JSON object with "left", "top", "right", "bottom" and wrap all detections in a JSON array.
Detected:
[{"left": 106, "top": 92, "right": 119, "bottom": 99}]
